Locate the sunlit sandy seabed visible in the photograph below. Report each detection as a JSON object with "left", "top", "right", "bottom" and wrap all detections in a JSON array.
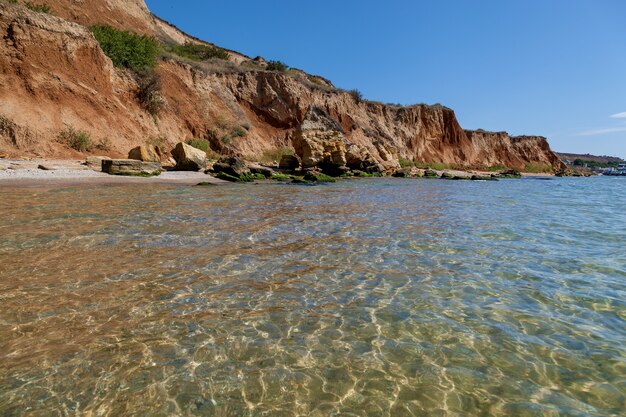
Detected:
[{"left": 0, "top": 177, "right": 625, "bottom": 416}]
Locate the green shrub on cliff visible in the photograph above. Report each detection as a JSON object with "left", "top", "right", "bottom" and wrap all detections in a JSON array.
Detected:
[
  {"left": 186, "top": 138, "right": 220, "bottom": 159},
  {"left": 58, "top": 126, "right": 93, "bottom": 152},
  {"left": 348, "top": 89, "right": 364, "bottom": 103},
  {"left": 135, "top": 70, "right": 164, "bottom": 116},
  {"left": 231, "top": 126, "right": 247, "bottom": 138},
  {"left": 414, "top": 162, "right": 455, "bottom": 171},
  {"left": 90, "top": 25, "right": 159, "bottom": 71},
  {"left": 24, "top": 1, "right": 50, "bottom": 13},
  {"left": 167, "top": 42, "right": 229, "bottom": 61},
  {"left": 266, "top": 60, "right": 289, "bottom": 72},
  {"left": 260, "top": 147, "right": 293, "bottom": 164},
  {"left": 186, "top": 138, "right": 210, "bottom": 153}
]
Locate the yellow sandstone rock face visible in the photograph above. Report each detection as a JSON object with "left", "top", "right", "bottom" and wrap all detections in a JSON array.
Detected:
[
  {"left": 293, "top": 107, "right": 347, "bottom": 170},
  {"left": 128, "top": 145, "right": 161, "bottom": 163}
]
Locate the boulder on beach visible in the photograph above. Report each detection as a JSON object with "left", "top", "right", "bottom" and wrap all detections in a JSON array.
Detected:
[
  {"left": 84, "top": 156, "right": 111, "bottom": 172},
  {"left": 128, "top": 145, "right": 161, "bottom": 163},
  {"left": 303, "top": 171, "right": 336, "bottom": 183},
  {"left": 171, "top": 142, "right": 207, "bottom": 171},
  {"left": 392, "top": 167, "right": 424, "bottom": 178},
  {"left": 345, "top": 144, "right": 384, "bottom": 174},
  {"left": 212, "top": 156, "right": 249, "bottom": 177},
  {"left": 279, "top": 154, "right": 300, "bottom": 171},
  {"left": 102, "top": 159, "right": 161, "bottom": 176},
  {"left": 248, "top": 163, "right": 275, "bottom": 178},
  {"left": 293, "top": 106, "right": 347, "bottom": 175}
]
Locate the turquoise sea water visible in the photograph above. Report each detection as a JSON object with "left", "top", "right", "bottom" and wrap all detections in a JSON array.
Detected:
[{"left": 0, "top": 177, "right": 625, "bottom": 416}]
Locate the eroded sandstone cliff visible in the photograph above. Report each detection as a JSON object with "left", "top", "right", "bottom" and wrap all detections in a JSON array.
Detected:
[{"left": 0, "top": 0, "right": 565, "bottom": 173}]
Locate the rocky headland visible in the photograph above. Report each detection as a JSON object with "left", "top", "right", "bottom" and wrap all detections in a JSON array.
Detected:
[{"left": 0, "top": 0, "right": 566, "bottom": 180}]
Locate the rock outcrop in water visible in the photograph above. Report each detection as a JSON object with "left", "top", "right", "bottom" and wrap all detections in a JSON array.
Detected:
[{"left": 0, "top": 1, "right": 565, "bottom": 173}]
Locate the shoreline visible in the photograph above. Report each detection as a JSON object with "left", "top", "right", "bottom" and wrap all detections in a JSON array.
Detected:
[{"left": 0, "top": 158, "right": 560, "bottom": 188}]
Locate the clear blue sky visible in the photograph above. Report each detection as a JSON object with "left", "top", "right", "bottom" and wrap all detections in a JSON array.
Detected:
[{"left": 146, "top": 0, "right": 626, "bottom": 158}]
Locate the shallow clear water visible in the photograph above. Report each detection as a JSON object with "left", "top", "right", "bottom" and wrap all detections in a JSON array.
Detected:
[{"left": 0, "top": 177, "right": 625, "bottom": 416}]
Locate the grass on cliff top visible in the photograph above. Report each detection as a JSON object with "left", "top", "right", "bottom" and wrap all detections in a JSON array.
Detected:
[
  {"left": 91, "top": 25, "right": 159, "bottom": 71},
  {"left": 165, "top": 42, "right": 229, "bottom": 61}
]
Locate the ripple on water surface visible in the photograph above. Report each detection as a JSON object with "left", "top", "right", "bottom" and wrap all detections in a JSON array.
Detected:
[{"left": 0, "top": 177, "right": 625, "bottom": 416}]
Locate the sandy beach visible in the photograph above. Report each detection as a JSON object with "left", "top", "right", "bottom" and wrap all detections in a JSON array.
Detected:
[{"left": 0, "top": 159, "right": 225, "bottom": 187}]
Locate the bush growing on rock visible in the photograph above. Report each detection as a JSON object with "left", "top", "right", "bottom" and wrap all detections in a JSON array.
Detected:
[
  {"left": 186, "top": 138, "right": 210, "bottom": 153},
  {"left": 266, "top": 60, "right": 288, "bottom": 72},
  {"left": 185, "top": 138, "right": 220, "bottom": 159},
  {"left": 167, "top": 42, "right": 229, "bottom": 61},
  {"left": 348, "top": 89, "right": 363, "bottom": 103},
  {"left": 260, "top": 147, "right": 293, "bottom": 164},
  {"left": 231, "top": 126, "right": 247, "bottom": 138},
  {"left": 91, "top": 25, "right": 159, "bottom": 71},
  {"left": 58, "top": 126, "right": 93, "bottom": 152},
  {"left": 95, "top": 137, "right": 112, "bottom": 151},
  {"left": 135, "top": 70, "right": 165, "bottom": 116},
  {"left": 24, "top": 2, "right": 51, "bottom": 13}
]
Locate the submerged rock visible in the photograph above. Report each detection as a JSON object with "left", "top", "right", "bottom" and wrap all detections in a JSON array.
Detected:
[
  {"left": 471, "top": 174, "right": 495, "bottom": 181},
  {"left": 171, "top": 142, "right": 207, "bottom": 171},
  {"left": 102, "top": 159, "right": 161, "bottom": 176}
]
